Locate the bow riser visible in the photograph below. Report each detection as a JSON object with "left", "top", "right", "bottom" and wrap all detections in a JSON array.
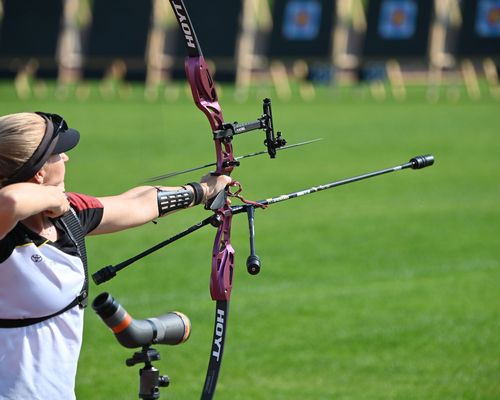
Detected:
[
  {"left": 210, "top": 211, "right": 235, "bottom": 301},
  {"left": 185, "top": 57, "right": 224, "bottom": 132},
  {"left": 214, "top": 140, "right": 235, "bottom": 176}
]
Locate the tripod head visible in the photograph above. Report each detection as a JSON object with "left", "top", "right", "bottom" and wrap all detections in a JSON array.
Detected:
[{"left": 126, "top": 346, "right": 169, "bottom": 400}]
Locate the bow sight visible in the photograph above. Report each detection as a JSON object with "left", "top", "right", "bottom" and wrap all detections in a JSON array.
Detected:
[{"left": 214, "top": 98, "right": 287, "bottom": 165}]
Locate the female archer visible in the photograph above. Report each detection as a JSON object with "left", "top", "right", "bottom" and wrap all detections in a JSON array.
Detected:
[{"left": 0, "top": 112, "right": 230, "bottom": 399}]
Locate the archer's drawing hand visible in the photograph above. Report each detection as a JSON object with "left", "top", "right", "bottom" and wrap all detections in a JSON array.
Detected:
[
  {"left": 43, "top": 186, "right": 71, "bottom": 218},
  {"left": 200, "top": 174, "right": 232, "bottom": 205}
]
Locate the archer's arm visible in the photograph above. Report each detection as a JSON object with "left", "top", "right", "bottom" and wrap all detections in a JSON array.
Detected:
[{"left": 90, "top": 175, "right": 231, "bottom": 235}]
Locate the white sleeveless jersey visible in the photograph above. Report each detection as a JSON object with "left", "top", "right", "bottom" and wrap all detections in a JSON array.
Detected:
[{"left": 0, "top": 193, "right": 103, "bottom": 400}]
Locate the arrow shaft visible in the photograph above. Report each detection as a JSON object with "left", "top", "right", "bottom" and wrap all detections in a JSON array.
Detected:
[{"left": 147, "top": 139, "right": 322, "bottom": 182}]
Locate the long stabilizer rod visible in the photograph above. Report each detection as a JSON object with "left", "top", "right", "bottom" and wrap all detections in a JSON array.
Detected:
[{"left": 232, "top": 154, "right": 435, "bottom": 212}]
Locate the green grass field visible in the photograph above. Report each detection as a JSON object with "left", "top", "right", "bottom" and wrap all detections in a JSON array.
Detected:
[{"left": 1, "top": 81, "right": 499, "bottom": 399}]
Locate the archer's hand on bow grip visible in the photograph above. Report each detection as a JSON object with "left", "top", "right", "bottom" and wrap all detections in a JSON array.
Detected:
[{"left": 200, "top": 174, "right": 232, "bottom": 210}]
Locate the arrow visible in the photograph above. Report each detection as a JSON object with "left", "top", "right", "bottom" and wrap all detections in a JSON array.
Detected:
[{"left": 146, "top": 138, "right": 322, "bottom": 182}]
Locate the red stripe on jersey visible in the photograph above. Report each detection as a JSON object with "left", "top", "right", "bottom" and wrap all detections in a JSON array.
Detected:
[{"left": 67, "top": 192, "right": 103, "bottom": 212}]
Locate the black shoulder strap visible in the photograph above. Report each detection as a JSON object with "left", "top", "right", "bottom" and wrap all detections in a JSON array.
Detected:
[
  {"left": 59, "top": 208, "right": 89, "bottom": 308},
  {"left": 0, "top": 298, "right": 80, "bottom": 328},
  {"left": 0, "top": 209, "right": 89, "bottom": 328}
]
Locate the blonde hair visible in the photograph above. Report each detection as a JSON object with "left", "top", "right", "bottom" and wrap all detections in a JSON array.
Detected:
[{"left": 0, "top": 113, "right": 46, "bottom": 186}]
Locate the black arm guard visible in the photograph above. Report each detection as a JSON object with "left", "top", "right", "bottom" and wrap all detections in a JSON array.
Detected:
[{"left": 157, "top": 188, "right": 194, "bottom": 216}]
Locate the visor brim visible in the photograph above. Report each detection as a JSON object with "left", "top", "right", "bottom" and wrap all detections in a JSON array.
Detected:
[{"left": 52, "top": 128, "right": 80, "bottom": 154}]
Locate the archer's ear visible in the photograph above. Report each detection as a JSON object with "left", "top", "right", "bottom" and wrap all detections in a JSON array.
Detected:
[{"left": 32, "top": 167, "right": 46, "bottom": 184}]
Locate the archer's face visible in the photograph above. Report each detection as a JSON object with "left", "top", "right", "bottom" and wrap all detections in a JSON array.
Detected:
[{"left": 42, "top": 153, "right": 69, "bottom": 190}]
